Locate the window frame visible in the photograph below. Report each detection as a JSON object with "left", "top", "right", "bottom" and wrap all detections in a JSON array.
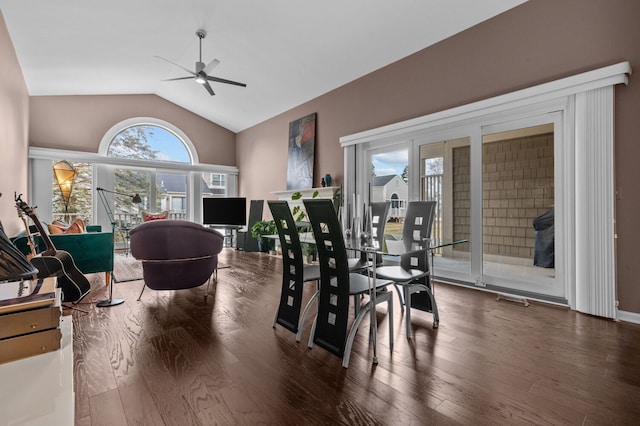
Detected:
[{"left": 28, "top": 117, "right": 238, "bottom": 228}]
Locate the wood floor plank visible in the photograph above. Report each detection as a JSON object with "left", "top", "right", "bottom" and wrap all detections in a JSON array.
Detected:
[
  {"left": 116, "top": 371, "right": 165, "bottom": 426},
  {"left": 72, "top": 248, "right": 640, "bottom": 425},
  {"left": 88, "top": 388, "right": 128, "bottom": 426},
  {"left": 135, "top": 337, "right": 203, "bottom": 426}
]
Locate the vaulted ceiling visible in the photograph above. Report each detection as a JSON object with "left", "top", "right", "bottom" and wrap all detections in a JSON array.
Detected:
[{"left": 0, "top": 0, "right": 528, "bottom": 132}]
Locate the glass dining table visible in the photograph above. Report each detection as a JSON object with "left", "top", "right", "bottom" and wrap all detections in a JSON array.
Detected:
[{"left": 296, "top": 230, "right": 466, "bottom": 364}]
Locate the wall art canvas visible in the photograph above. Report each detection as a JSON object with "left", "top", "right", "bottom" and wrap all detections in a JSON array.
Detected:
[{"left": 286, "top": 113, "right": 316, "bottom": 190}]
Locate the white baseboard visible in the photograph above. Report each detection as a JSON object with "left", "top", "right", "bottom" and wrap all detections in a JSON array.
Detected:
[{"left": 618, "top": 310, "right": 640, "bottom": 325}]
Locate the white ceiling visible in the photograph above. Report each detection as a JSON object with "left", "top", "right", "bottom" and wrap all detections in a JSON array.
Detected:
[{"left": 0, "top": 0, "right": 527, "bottom": 133}]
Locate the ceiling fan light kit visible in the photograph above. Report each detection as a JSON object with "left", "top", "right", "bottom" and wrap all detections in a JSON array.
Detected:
[{"left": 156, "top": 29, "right": 246, "bottom": 96}]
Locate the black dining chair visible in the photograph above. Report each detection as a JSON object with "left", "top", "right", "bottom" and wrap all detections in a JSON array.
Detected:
[
  {"left": 268, "top": 200, "right": 321, "bottom": 342},
  {"left": 348, "top": 201, "right": 390, "bottom": 271},
  {"left": 375, "top": 201, "right": 439, "bottom": 338},
  {"left": 303, "top": 199, "right": 394, "bottom": 368}
]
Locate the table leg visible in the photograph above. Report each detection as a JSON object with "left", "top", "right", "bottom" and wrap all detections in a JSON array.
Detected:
[{"left": 369, "top": 247, "right": 378, "bottom": 364}]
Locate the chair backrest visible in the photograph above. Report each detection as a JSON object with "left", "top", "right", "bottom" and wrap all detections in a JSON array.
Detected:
[
  {"left": 365, "top": 201, "right": 390, "bottom": 250},
  {"left": 303, "top": 199, "right": 351, "bottom": 357},
  {"left": 366, "top": 201, "right": 390, "bottom": 259},
  {"left": 402, "top": 201, "right": 437, "bottom": 251},
  {"left": 129, "top": 219, "right": 224, "bottom": 290},
  {"left": 400, "top": 248, "right": 430, "bottom": 284},
  {"left": 268, "top": 200, "right": 306, "bottom": 333},
  {"left": 130, "top": 219, "right": 223, "bottom": 260}
]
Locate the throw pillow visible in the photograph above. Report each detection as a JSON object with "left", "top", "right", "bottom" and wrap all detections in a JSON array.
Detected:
[
  {"left": 142, "top": 210, "right": 169, "bottom": 222},
  {"left": 64, "top": 219, "right": 86, "bottom": 234},
  {"left": 47, "top": 218, "right": 86, "bottom": 234},
  {"left": 48, "top": 220, "right": 68, "bottom": 234}
]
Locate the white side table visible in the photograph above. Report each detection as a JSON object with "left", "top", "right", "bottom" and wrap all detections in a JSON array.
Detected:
[{"left": 0, "top": 316, "right": 73, "bottom": 425}]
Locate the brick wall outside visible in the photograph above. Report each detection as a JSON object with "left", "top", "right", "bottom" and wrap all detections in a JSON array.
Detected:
[
  {"left": 452, "top": 133, "right": 554, "bottom": 260},
  {"left": 452, "top": 145, "right": 471, "bottom": 250}
]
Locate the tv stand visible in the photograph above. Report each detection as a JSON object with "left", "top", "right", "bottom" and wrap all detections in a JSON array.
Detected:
[{"left": 207, "top": 224, "right": 241, "bottom": 248}]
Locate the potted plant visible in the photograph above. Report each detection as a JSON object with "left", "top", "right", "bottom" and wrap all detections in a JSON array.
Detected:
[{"left": 250, "top": 220, "right": 277, "bottom": 253}]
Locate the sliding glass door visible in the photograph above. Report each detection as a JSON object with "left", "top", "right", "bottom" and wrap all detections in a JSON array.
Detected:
[
  {"left": 413, "top": 114, "right": 564, "bottom": 300},
  {"left": 479, "top": 118, "right": 562, "bottom": 298},
  {"left": 418, "top": 137, "right": 472, "bottom": 282},
  {"left": 369, "top": 145, "right": 409, "bottom": 238}
]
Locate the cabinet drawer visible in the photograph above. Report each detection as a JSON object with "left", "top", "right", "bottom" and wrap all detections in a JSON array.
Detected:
[
  {"left": 0, "top": 306, "right": 61, "bottom": 340},
  {"left": 0, "top": 327, "right": 62, "bottom": 364}
]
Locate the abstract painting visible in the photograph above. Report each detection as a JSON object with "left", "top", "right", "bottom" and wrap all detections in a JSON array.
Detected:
[{"left": 286, "top": 113, "right": 316, "bottom": 190}]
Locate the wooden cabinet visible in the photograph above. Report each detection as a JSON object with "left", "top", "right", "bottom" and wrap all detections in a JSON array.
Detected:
[{"left": 0, "top": 277, "right": 62, "bottom": 364}]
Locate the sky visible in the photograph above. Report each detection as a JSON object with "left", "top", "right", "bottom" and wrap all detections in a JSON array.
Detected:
[
  {"left": 145, "top": 127, "right": 191, "bottom": 163},
  {"left": 372, "top": 149, "right": 408, "bottom": 176}
]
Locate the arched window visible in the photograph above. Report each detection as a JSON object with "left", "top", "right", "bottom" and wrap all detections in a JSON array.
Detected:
[
  {"left": 390, "top": 193, "right": 399, "bottom": 209},
  {"left": 30, "top": 117, "right": 238, "bottom": 236},
  {"left": 101, "top": 122, "right": 195, "bottom": 228},
  {"left": 107, "top": 125, "right": 192, "bottom": 163}
]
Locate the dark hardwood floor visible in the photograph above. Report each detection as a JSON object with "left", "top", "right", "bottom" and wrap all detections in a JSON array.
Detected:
[{"left": 71, "top": 248, "right": 640, "bottom": 425}]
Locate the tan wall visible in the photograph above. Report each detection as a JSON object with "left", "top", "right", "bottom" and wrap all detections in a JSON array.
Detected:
[
  {"left": 237, "top": 0, "right": 640, "bottom": 314},
  {"left": 0, "top": 13, "right": 29, "bottom": 236},
  {"left": 29, "top": 94, "right": 237, "bottom": 166}
]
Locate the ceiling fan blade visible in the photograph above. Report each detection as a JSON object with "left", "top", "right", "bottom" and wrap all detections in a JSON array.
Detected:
[
  {"left": 206, "top": 75, "right": 247, "bottom": 87},
  {"left": 163, "top": 76, "right": 194, "bottom": 81},
  {"left": 203, "top": 81, "right": 215, "bottom": 96},
  {"left": 154, "top": 55, "right": 196, "bottom": 76},
  {"left": 203, "top": 59, "right": 220, "bottom": 74}
]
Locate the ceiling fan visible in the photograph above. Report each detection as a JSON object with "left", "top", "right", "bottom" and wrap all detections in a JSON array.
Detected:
[{"left": 156, "top": 29, "right": 246, "bottom": 96}]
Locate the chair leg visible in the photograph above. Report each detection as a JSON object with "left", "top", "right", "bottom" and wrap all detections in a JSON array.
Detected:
[
  {"left": 387, "top": 292, "right": 394, "bottom": 351},
  {"left": 296, "top": 289, "right": 319, "bottom": 342},
  {"left": 353, "top": 294, "right": 360, "bottom": 317},
  {"left": 342, "top": 299, "right": 374, "bottom": 368},
  {"left": 307, "top": 315, "right": 318, "bottom": 349},
  {"left": 272, "top": 305, "right": 280, "bottom": 328},
  {"left": 406, "top": 284, "right": 440, "bottom": 330},
  {"left": 137, "top": 284, "right": 146, "bottom": 301},
  {"left": 369, "top": 291, "right": 394, "bottom": 351},
  {"left": 393, "top": 283, "right": 405, "bottom": 313},
  {"left": 205, "top": 274, "right": 214, "bottom": 300},
  {"left": 426, "top": 286, "right": 440, "bottom": 328},
  {"left": 403, "top": 286, "right": 412, "bottom": 339}
]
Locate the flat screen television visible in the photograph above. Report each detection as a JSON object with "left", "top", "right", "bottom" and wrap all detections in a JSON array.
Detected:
[{"left": 202, "top": 197, "right": 246, "bottom": 226}]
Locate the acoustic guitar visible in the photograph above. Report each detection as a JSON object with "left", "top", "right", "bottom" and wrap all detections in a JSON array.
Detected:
[{"left": 15, "top": 194, "right": 91, "bottom": 304}]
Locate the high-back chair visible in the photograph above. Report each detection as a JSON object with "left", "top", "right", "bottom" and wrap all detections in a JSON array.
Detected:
[
  {"left": 376, "top": 200, "right": 439, "bottom": 338},
  {"left": 401, "top": 201, "right": 436, "bottom": 251},
  {"left": 303, "top": 199, "right": 394, "bottom": 368},
  {"left": 348, "top": 201, "right": 390, "bottom": 271},
  {"left": 129, "top": 219, "right": 224, "bottom": 300},
  {"left": 268, "top": 200, "right": 321, "bottom": 342}
]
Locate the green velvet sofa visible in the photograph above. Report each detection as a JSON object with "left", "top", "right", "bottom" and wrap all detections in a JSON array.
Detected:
[{"left": 11, "top": 225, "right": 114, "bottom": 283}]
